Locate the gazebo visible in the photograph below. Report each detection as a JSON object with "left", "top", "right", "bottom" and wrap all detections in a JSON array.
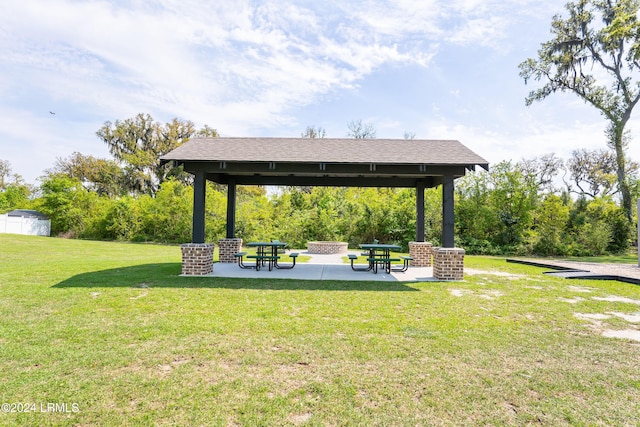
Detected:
[{"left": 161, "top": 137, "right": 488, "bottom": 279}]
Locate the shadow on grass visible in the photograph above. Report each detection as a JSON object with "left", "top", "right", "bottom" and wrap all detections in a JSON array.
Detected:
[{"left": 52, "top": 263, "right": 420, "bottom": 291}]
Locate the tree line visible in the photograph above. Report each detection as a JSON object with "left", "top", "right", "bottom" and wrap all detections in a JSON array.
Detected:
[{"left": 0, "top": 115, "right": 636, "bottom": 256}]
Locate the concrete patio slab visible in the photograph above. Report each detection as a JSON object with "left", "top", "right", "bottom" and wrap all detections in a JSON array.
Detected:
[
  {"left": 206, "top": 262, "right": 436, "bottom": 282},
  {"left": 204, "top": 250, "right": 437, "bottom": 282}
]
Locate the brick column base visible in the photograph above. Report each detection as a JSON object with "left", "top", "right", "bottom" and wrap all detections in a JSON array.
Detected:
[
  {"left": 218, "top": 238, "right": 243, "bottom": 263},
  {"left": 181, "top": 243, "right": 214, "bottom": 276},
  {"left": 408, "top": 241, "right": 433, "bottom": 267},
  {"left": 433, "top": 247, "right": 465, "bottom": 281}
]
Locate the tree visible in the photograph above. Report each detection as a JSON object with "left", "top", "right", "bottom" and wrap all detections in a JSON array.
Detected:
[
  {"left": 347, "top": 119, "right": 376, "bottom": 139},
  {"left": 0, "top": 159, "right": 24, "bottom": 189},
  {"left": 533, "top": 194, "right": 570, "bottom": 256},
  {"left": 96, "top": 113, "right": 218, "bottom": 194},
  {"left": 519, "top": 0, "right": 640, "bottom": 222},
  {"left": 196, "top": 124, "right": 220, "bottom": 138},
  {"left": 37, "top": 175, "right": 91, "bottom": 236},
  {"left": 455, "top": 169, "right": 497, "bottom": 251},
  {"left": 519, "top": 153, "right": 564, "bottom": 194},
  {"left": 47, "top": 152, "right": 127, "bottom": 197},
  {"left": 566, "top": 148, "right": 619, "bottom": 197},
  {"left": 490, "top": 161, "right": 539, "bottom": 247},
  {"left": 455, "top": 161, "right": 540, "bottom": 253},
  {"left": 0, "top": 159, "right": 30, "bottom": 212},
  {"left": 0, "top": 183, "right": 30, "bottom": 213},
  {"left": 301, "top": 125, "right": 326, "bottom": 138},
  {"left": 0, "top": 160, "right": 11, "bottom": 189}
]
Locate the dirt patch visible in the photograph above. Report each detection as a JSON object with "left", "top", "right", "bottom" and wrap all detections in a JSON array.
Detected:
[
  {"left": 574, "top": 313, "right": 610, "bottom": 330},
  {"left": 574, "top": 313, "right": 611, "bottom": 321},
  {"left": 574, "top": 308, "right": 640, "bottom": 343},
  {"left": 593, "top": 296, "right": 640, "bottom": 305},
  {"left": 449, "top": 289, "right": 466, "bottom": 297},
  {"left": 602, "top": 329, "right": 640, "bottom": 342},
  {"left": 478, "top": 290, "right": 504, "bottom": 300},
  {"left": 448, "top": 288, "right": 503, "bottom": 300},
  {"left": 465, "top": 269, "right": 525, "bottom": 278},
  {"left": 157, "top": 357, "right": 191, "bottom": 376},
  {"left": 558, "top": 297, "right": 586, "bottom": 304},
  {"left": 608, "top": 312, "right": 640, "bottom": 323},
  {"left": 567, "top": 286, "right": 594, "bottom": 293},
  {"left": 288, "top": 413, "right": 312, "bottom": 425}
]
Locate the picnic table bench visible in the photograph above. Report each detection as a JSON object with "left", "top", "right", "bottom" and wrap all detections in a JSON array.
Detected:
[
  {"left": 356, "top": 243, "right": 404, "bottom": 274},
  {"left": 348, "top": 253, "right": 372, "bottom": 272},
  {"left": 234, "top": 241, "right": 298, "bottom": 271}
]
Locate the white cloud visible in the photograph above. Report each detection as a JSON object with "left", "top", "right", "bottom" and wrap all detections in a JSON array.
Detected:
[
  {"left": 0, "top": 0, "right": 632, "bottom": 183},
  {"left": 0, "top": 0, "right": 444, "bottom": 129},
  {"left": 0, "top": 0, "right": 538, "bottom": 125},
  {"left": 445, "top": 16, "right": 510, "bottom": 48}
]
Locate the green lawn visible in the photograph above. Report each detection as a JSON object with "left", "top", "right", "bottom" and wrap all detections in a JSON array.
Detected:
[{"left": 1, "top": 234, "right": 639, "bottom": 426}]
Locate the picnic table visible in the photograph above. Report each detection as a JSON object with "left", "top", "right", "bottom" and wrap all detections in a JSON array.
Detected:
[
  {"left": 358, "top": 243, "right": 402, "bottom": 274},
  {"left": 235, "top": 241, "right": 298, "bottom": 271}
]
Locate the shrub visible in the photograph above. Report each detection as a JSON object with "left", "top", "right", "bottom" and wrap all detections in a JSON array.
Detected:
[
  {"left": 101, "top": 197, "right": 141, "bottom": 241},
  {"left": 577, "top": 222, "right": 612, "bottom": 256},
  {"left": 533, "top": 195, "right": 570, "bottom": 256}
]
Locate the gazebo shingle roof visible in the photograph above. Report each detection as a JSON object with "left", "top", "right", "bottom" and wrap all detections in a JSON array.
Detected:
[{"left": 161, "top": 137, "right": 489, "bottom": 167}]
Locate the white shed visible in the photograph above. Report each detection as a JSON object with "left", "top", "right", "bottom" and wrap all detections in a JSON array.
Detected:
[{"left": 0, "top": 210, "right": 51, "bottom": 236}]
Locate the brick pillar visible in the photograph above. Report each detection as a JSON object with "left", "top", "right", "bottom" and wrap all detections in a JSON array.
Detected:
[
  {"left": 408, "top": 241, "right": 433, "bottom": 267},
  {"left": 433, "top": 247, "right": 465, "bottom": 281},
  {"left": 218, "top": 238, "right": 243, "bottom": 263},
  {"left": 180, "top": 243, "right": 214, "bottom": 276}
]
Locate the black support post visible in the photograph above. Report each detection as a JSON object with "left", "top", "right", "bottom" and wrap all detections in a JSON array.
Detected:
[
  {"left": 226, "top": 178, "right": 236, "bottom": 238},
  {"left": 442, "top": 175, "right": 455, "bottom": 248},
  {"left": 416, "top": 180, "right": 425, "bottom": 242},
  {"left": 192, "top": 171, "right": 206, "bottom": 244}
]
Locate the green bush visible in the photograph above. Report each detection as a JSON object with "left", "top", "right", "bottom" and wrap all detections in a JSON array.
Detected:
[
  {"left": 533, "top": 195, "right": 570, "bottom": 256},
  {"left": 458, "top": 237, "right": 503, "bottom": 255},
  {"left": 37, "top": 175, "right": 94, "bottom": 236}
]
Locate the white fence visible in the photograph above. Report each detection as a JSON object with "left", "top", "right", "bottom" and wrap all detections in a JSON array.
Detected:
[{"left": 0, "top": 214, "right": 51, "bottom": 236}]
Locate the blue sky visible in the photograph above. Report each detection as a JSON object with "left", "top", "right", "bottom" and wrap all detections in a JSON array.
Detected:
[{"left": 1, "top": 0, "right": 633, "bottom": 184}]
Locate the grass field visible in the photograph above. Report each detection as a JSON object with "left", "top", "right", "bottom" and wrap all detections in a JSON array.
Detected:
[{"left": 1, "top": 234, "right": 639, "bottom": 426}]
